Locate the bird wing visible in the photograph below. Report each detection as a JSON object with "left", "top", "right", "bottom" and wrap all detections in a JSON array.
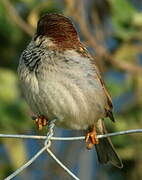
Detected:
[
  {"left": 77, "top": 44, "right": 115, "bottom": 122},
  {"left": 96, "top": 72, "right": 115, "bottom": 122}
]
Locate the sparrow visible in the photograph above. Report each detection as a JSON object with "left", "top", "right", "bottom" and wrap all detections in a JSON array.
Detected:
[{"left": 18, "top": 13, "right": 123, "bottom": 168}]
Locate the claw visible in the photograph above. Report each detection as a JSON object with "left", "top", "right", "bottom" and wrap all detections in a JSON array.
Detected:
[
  {"left": 33, "top": 115, "right": 48, "bottom": 130},
  {"left": 85, "top": 125, "right": 99, "bottom": 150}
]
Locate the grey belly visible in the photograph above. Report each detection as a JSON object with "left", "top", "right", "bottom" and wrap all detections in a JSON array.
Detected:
[{"left": 23, "top": 73, "right": 107, "bottom": 130}]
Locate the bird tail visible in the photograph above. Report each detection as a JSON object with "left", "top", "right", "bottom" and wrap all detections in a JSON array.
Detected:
[{"left": 95, "top": 119, "right": 123, "bottom": 168}]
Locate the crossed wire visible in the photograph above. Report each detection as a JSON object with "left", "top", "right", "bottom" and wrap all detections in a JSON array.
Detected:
[{"left": 1, "top": 125, "right": 142, "bottom": 180}]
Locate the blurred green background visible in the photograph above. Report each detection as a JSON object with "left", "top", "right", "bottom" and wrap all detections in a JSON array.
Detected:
[{"left": 0, "top": 0, "right": 142, "bottom": 179}]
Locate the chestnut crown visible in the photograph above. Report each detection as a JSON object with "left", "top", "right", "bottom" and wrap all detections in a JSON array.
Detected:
[{"left": 36, "top": 14, "right": 80, "bottom": 49}]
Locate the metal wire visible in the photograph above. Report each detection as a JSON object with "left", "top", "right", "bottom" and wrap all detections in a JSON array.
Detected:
[
  {"left": 3, "top": 119, "right": 81, "bottom": 180},
  {"left": 46, "top": 148, "right": 80, "bottom": 180},
  {"left": 1, "top": 129, "right": 142, "bottom": 141},
  {"left": 4, "top": 146, "right": 47, "bottom": 180},
  {"left": 4, "top": 120, "right": 55, "bottom": 180},
  {"left": 2, "top": 128, "right": 142, "bottom": 180}
]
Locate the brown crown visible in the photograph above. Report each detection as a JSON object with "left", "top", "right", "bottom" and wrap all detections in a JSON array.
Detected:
[{"left": 36, "top": 13, "right": 80, "bottom": 49}]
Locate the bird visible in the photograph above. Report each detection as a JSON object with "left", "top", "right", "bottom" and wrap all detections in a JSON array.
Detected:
[{"left": 18, "top": 13, "right": 123, "bottom": 168}]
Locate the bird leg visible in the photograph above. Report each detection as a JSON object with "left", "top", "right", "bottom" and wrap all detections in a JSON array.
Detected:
[
  {"left": 85, "top": 125, "right": 99, "bottom": 150},
  {"left": 32, "top": 115, "right": 48, "bottom": 130}
]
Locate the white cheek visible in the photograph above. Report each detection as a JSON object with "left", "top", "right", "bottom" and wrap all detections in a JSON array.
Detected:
[{"left": 35, "top": 37, "right": 55, "bottom": 48}]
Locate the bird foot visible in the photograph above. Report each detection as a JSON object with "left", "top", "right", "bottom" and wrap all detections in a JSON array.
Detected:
[
  {"left": 85, "top": 126, "right": 99, "bottom": 150},
  {"left": 32, "top": 115, "right": 48, "bottom": 130}
]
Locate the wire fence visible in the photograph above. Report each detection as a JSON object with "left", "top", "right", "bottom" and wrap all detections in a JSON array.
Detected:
[{"left": 1, "top": 123, "right": 142, "bottom": 180}]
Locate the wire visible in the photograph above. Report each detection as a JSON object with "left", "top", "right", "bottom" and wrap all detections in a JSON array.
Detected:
[
  {"left": 0, "top": 129, "right": 142, "bottom": 141},
  {"left": 2, "top": 128, "right": 142, "bottom": 180}
]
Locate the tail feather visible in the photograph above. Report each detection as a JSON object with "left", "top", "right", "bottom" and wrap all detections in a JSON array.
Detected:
[
  {"left": 95, "top": 138, "right": 123, "bottom": 168},
  {"left": 95, "top": 119, "right": 123, "bottom": 168}
]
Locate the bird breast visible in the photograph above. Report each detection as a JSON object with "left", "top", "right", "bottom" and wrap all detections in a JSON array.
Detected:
[{"left": 18, "top": 47, "right": 107, "bottom": 130}]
